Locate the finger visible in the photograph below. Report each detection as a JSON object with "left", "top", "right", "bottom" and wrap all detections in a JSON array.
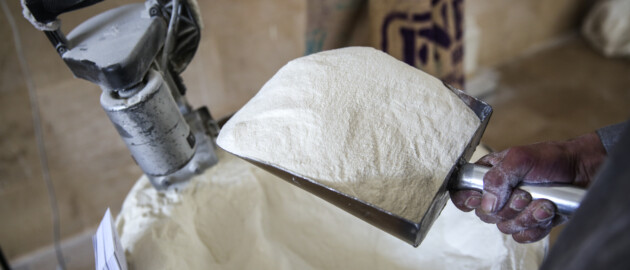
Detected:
[
  {"left": 512, "top": 226, "right": 552, "bottom": 243},
  {"left": 496, "top": 199, "right": 555, "bottom": 234},
  {"left": 474, "top": 190, "right": 531, "bottom": 224},
  {"left": 480, "top": 166, "right": 512, "bottom": 214},
  {"left": 450, "top": 190, "right": 482, "bottom": 212},
  {"left": 492, "top": 189, "right": 532, "bottom": 221},
  {"left": 475, "top": 207, "right": 503, "bottom": 224},
  {"left": 481, "top": 147, "right": 533, "bottom": 214}
]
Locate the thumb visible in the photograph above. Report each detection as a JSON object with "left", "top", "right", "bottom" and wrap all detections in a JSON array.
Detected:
[{"left": 475, "top": 150, "right": 507, "bottom": 167}]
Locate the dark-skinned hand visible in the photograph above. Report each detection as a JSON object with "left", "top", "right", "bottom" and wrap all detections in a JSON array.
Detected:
[{"left": 450, "top": 132, "right": 606, "bottom": 243}]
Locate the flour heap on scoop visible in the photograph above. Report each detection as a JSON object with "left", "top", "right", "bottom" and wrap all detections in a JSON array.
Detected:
[{"left": 217, "top": 47, "right": 479, "bottom": 222}]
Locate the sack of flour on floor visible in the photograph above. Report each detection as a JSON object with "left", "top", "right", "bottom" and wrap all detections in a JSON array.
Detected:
[{"left": 582, "top": 0, "right": 630, "bottom": 58}]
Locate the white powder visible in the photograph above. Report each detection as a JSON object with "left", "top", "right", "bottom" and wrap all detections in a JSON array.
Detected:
[
  {"left": 217, "top": 47, "right": 479, "bottom": 222},
  {"left": 116, "top": 148, "right": 546, "bottom": 269}
]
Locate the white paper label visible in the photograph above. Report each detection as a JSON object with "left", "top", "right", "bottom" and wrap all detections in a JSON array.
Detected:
[{"left": 93, "top": 208, "right": 127, "bottom": 270}]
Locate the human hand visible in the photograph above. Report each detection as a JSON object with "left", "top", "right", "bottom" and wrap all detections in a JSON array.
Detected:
[{"left": 450, "top": 132, "right": 606, "bottom": 243}]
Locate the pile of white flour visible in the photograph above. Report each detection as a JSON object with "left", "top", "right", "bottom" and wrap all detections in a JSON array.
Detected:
[
  {"left": 217, "top": 47, "right": 479, "bottom": 222},
  {"left": 116, "top": 149, "right": 546, "bottom": 269}
]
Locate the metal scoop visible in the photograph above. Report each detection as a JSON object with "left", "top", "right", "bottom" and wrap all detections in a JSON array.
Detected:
[{"left": 230, "top": 83, "right": 585, "bottom": 247}]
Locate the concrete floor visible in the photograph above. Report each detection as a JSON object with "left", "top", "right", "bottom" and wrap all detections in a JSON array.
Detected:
[
  {"left": 8, "top": 34, "right": 630, "bottom": 269},
  {"left": 481, "top": 36, "right": 630, "bottom": 150}
]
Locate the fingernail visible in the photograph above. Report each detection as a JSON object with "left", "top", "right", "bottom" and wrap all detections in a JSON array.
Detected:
[
  {"left": 464, "top": 195, "right": 482, "bottom": 209},
  {"left": 534, "top": 205, "right": 553, "bottom": 221},
  {"left": 509, "top": 194, "right": 529, "bottom": 211},
  {"left": 516, "top": 231, "right": 534, "bottom": 244},
  {"left": 481, "top": 193, "right": 497, "bottom": 213}
]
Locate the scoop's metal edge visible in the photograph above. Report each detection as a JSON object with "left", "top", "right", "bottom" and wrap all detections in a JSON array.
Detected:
[
  {"left": 236, "top": 155, "right": 424, "bottom": 245},
  {"left": 411, "top": 83, "right": 493, "bottom": 246},
  {"left": 222, "top": 82, "right": 493, "bottom": 247}
]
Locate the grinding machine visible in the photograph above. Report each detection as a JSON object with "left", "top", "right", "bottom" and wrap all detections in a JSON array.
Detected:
[{"left": 22, "top": 0, "right": 219, "bottom": 189}]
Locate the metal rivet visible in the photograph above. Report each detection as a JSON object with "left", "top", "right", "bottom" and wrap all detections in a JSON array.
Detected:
[
  {"left": 149, "top": 7, "right": 159, "bottom": 17},
  {"left": 56, "top": 46, "right": 67, "bottom": 55}
]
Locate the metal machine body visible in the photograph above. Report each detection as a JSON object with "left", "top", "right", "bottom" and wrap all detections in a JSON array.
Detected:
[{"left": 23, "top": 0, "right": 218, "bottom": 189}]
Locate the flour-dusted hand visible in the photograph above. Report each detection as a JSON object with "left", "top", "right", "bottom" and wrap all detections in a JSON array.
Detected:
[{"left": 450, "top": 132, "right": 607, "bottom": 243}]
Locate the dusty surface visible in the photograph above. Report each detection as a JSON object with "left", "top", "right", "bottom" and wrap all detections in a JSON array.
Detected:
[
  {"left": 115, "top": 149, "right": 545, "bottom": 270},
  {"left": 218, "top": 47, "right": 478, "bottom": 222}
]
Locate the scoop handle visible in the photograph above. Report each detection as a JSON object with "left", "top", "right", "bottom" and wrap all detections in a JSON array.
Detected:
[{"left": 454, "top": 163, "right": 585, "bottom": 216}]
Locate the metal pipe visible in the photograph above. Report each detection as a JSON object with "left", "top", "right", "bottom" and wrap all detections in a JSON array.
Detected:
[
  {"left": 101, "top": 69, "right": 196, "bottom": 177},
  {"left": 161, "top": 0, "right": 181, "bottom": 70}
]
